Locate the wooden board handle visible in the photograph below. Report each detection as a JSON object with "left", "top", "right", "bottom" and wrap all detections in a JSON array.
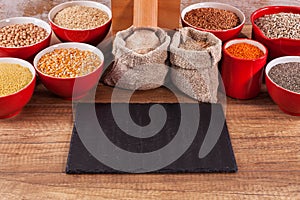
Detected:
[{"left": 133, "top": 0, "right": 158, "bottom": 27}]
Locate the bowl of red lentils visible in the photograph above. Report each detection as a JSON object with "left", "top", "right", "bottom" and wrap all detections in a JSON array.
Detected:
[
  {"left": 0, "top": 57, "right": 36, "bottom": 119},
  {"left": 181, "top": 2, "right": 245, "bottom": 42},
  {"left": 33, "top": 42, "right": 104, "bottom": 100},
  {"left": 251, "top": 6, "right": 300, "bottom": 60},
  {"left": 221, "top": 39, "right": 268, "bottom": 99},
  {"left": 265, "top": 56, "right": 300, "bottom": 116},
  {"left": 0, "top": 17, "right": 52, "bottom": 60},
  {"left": 49, "top": 1, "right": 112, "bottom": 45}
]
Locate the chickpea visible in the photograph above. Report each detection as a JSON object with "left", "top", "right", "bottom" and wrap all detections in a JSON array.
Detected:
[{"left": 0, "top": 23, "right": 48, "bottom": 47}]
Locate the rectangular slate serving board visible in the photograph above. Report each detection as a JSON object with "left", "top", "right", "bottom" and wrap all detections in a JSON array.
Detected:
[{"left": 66, "top": 103, "right": 237, "bottom": 174}]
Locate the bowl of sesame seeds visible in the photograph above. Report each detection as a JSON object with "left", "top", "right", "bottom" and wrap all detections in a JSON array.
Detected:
[
  {"left": 0, "top": 17, "right": 52, "bottom": 60},
  {"left": 48, "top": 1, "right": 112, "bottom": 45},
  {"left": 0, "top": 57, "right": 36, "bottom": 119},
  {"left": 265, "top": 56, "right": 300, "bottom": 116},
  {"left": 181, "top": 2, "right": 245, "bottom": 42},
  {"left": 33, "top": 42, "right": 104, "bottom": 100},
  {"left": 251, "top": 6, "right": 300, "bottom": 60}
]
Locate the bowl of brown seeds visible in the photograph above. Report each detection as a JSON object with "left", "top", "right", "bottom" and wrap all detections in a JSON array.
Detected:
[
  {"left": 181, "top": 2, "right": 245, "bottom": 42},
  {"left": 49, "top": 1, "right": 112, "bottom": 45},
  {"left": 0, "top": 17, "right": 52, "bottom": 60},
  {"left": 0, "top": 57, "right": 36, "bottom": 119},
  {"left": 251, "top": 6, "right": 300, "bottom": 60},
  {"left": 265, "top": 56, "right": 300, "bottom": 116}
]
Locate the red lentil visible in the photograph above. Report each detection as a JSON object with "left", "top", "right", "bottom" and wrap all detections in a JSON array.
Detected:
[
  {"left": 37, "top": 48, "right": 101, "bottom": 78},
  {"left": 226, "top": 43, "right": 264, "bottom": 59}
]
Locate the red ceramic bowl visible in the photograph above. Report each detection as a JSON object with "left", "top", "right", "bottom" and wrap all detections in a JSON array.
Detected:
[
  {"left": 181, "top": 2, "right": 245, "bottom": 42},
  {"left": 0, "top": 58, "right": 36, "bottom": 119},
  {"left": 222, "top": 39, "right": 268, "bottom": 99},
  {"left": 0, "top": 17, "right": 52, "bottom": 60},
  {"left": 33, "top": 42, "right": 104, "bottom": 100},
  {"left": 265, "top": 56, "right": 300, "bottom": 116},
  {"left": 49, "top": 1, "right": 112, "bottom": 46},
  {"left": 251, "top": 6, "right": 300, "bottom": 60}
]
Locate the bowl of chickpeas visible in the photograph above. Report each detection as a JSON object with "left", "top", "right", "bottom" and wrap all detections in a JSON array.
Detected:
[
  {"left": 33, "top": 42, "right": 104, "bottom": 100},
  {"left": 0, "top": 17, "right": 52, "bottom": 60},
  {"left": 0, "top": 57, "right": 36, "bottom": 119}
]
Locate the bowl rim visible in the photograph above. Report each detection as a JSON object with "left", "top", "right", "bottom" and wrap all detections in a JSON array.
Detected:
[
  {"left": 0, "top": 57, "right": 36, "bottom": 98},
  {"left": 265, "top": 56, "right": 300, "bottom": 95},
  {"left": 0, "top": 17, "right": 52, "bottom": 49},
  {"left": 181, "top": 2, "right": 246, "bottom": 33},
  {"left": 48, "top": 0, "right": 112, "bottom": 32},
  {"left": 250, "top": 5, "right": 300, "bottom": 42},
  {"left": 223, "top": 38, "right": 268, "bottom": 61},
  {"left": 33, "top": 42, "right": 104, "bottom": 80}
]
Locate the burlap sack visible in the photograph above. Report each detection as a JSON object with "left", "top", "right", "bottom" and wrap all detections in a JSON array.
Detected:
[
  {"left": 103, "top": 27, "right": 170, "bottom": 90},
  {"left": 170, "top": 28, "right": 222, "bottom": 103}
]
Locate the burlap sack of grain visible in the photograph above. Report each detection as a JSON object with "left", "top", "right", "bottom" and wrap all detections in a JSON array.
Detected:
[
  {"left": 170, "top": 27, "right": 222, "bottom": 103},
  {"left": 103, "top": 27, "right": 170, "bottom": 90}
]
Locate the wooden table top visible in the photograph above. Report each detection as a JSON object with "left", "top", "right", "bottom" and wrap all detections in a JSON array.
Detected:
[
  {"left": 0, "top": 1, "right": 300, "bottom": 199},
  {"left": 0, "top": 24, "right": 299, "bottom": 199}
]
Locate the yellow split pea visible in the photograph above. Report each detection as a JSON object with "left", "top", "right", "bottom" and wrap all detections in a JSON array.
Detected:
[
  {"left": 0, "top": 63, "right": 33, "bottom": 97},
  {"left": 37, "top": 48, "right": 102, "bottom": 78}
]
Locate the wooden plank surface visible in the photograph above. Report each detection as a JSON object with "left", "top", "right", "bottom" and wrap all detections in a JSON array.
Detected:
[{"left": 0, "top": 0, "right": 299, "bottom": 199}]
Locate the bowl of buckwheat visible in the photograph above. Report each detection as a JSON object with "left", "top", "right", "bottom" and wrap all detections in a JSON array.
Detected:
[
  {"left": 0, "top": 17, "right": 52, "bottom": 60},
  {"left": 48, "top": 1, "right": 112, "bottom": 45},
  {"left": 251, "top": 6, "right": 300, "bottom": 60},
  {"left": 33, "top": 42, "right": 104, "bottom": 100},
  {"left": 181, "top": 2, "right": 245, "bottom": 42}
]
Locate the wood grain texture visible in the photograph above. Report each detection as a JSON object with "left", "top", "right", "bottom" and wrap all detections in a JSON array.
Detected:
[
  {"left": 111, "top": 0, "right": 181, "bottom": 32},
  {"left": 0, "top": 80, "right": 299, "bottom": 198},
  {"left": 0, "top": 0, "right": 299, "bottom": 199}
]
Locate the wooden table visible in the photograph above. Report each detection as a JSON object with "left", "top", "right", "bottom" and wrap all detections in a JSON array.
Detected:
[
  {"left": 0, "top": 0, "right": 300, "bottom": 198},
  {"left": 0, "top": 25, "right": 299, "bottom": 199}
]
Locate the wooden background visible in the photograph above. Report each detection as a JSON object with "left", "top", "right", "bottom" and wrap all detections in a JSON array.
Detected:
[
  {"left": 0, "top": 0, "right": 299, "bottom": 199},
  {"left": 0, "top": 0, "right": 300, "bottom": 23}
]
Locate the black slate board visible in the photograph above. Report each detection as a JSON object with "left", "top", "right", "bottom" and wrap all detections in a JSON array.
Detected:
[{"left": 66, "top": 103, "right": 237, "bottom": 174}]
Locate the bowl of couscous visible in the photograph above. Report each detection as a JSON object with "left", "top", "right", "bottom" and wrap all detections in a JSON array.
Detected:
[
  {"left": 48, "top": 1, "right": 112, "bottom": 45},
  {"left": 0, "top": 57, "right": 36, "bottom": 119},
  {"left": 33, "top": 42, "right": 104, "bottom": 100}
]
